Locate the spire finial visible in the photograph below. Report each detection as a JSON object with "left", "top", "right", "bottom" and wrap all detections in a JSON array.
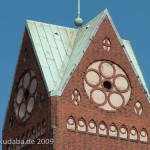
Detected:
[{"left": 74, "top": 0, "right": 83, "bottom": 27}]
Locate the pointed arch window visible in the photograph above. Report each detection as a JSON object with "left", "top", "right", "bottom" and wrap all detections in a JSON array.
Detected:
[
  {"left": 26, "top": 130, "right": 31, "bottom": 139},
  {"left": 78, "top": 118, "right": 86, "bottom": 132},
  {"left": 72, "top": 89, "right": 81, "bottom": 106},
  {"left": 103, "top": 37, "right": 111, "bottom": 51},
  {"left": 99, "top": 122, "right": 107, "bottom": 136},
  {"left": 36, "top": 122, "right": 41, "bottom": 137},
  {"left": 88, "top": 120, "right": 97, "bottom": 134},
  {"left": 67, "top": 116, "right": 76, "bottom": 131},
  {"left": 134, "top": 101, "right": 143, "bottom": 116},
  {"left": 130, "top": 127, "right": 138, "bottom": 141},
  {"left": 119, "top": 125, "right": 128, "bottom": 140},
  {"left": 31, "top": 126, "right": 36, "bottom": 140},
  {"left": 24, "top": 48, "right": 28, "bottom": 62},
  {"left": 140, "top": 129, "right": 148, "bottom": 143},
  {"left": 109, "top": 123, "right": 118, "bottom": 138},
  {"left": 9, "top": 116, "right": 13, "bottom": 129},
  {"left": 41, "top": 119, "right": 47, "bottom": 134}
]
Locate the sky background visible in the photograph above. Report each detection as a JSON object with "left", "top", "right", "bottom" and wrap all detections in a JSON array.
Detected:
[{"left": 0, "top": 0, "right": 150, "bottom": 149}]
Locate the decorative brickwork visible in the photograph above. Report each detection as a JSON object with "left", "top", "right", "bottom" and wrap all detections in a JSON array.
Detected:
[
  {"left": 66, "top": 116, "right": 148, "bottom": 144},
  {"left": 84, "top": 60, "right": 131, "bottom": 111},
  {"left": 3, "top": 14, "right": 150, "bottom": 150},
  {"left": 3, "top": 29, "right": 50, "bottom": 150},
  {"left": 54, "top": 16, "right": 150, "bottom": 150}
]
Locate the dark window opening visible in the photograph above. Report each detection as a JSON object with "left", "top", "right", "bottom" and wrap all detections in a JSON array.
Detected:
[{"left": 103, "top": 81, "right": 112, "bottom": 90}]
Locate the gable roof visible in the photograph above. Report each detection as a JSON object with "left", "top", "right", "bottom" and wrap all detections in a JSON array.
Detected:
[{"left": 26, "top": 9, "right": 150, "bottom": 100}]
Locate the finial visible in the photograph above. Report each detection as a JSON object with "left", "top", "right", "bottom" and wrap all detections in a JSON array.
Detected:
[{"left": 74, "top": 0, "right": 83, "bottom": 27}]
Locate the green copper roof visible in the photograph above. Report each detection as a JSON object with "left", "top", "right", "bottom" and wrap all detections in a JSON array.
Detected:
[
  {"left": 26, "top": 20, "right": 78, "bottom": 92},
  {"left": 122, "top": 40, "right": 150, "bottom": 100},
  {"left": 26, "top": 9, "right": 149, "bottom": 100}
]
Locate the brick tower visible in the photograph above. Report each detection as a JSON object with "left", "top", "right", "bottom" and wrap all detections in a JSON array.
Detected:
[{"left": 3, "top": 9, "right": 150, "bottom": 150}]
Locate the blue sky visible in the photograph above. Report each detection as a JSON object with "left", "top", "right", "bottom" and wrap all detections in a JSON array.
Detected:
[{"left": 0, "top": 0, "right": 150, "bottom": 149}]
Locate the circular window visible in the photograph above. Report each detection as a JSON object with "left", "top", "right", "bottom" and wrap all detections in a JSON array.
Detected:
[
  {"left": 79, "top": 120, "right": 85, "bottom": 127},
  {"left": 140, "top": 130, "right": 147, "bottom": 137},
  {"left": 89, "top": 122, "right": 95, "bottom": 129},
  {"left": 130, "top": 129, "right": 137, "bottom": 136},
  {"left": 120, "top": 127, "right": 127, "bottom": 134},
  {"left": 14, "top": 70, "right": 38, "bottom": 122},
  {"left": 84, "top": 61, "right": 131, "bottom": 111}
]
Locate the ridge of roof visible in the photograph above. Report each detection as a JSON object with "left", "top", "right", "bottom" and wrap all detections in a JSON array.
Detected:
[
  {"left": 54, "top": 10, "right": 106, "bottom": 96},
  {"left": 26, "top": 9, "right": 149, "bottom": 101},
  {"left": 26, "top": 19, "right": 77, "bottom": 30}
]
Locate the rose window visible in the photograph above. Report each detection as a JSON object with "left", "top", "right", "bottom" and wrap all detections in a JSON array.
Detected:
[
  {"left": 14, "top": 70, "right": 38, "bottom": 122},
  {"left": 84, "top": 61, "right": 131, "bottom": 111}
]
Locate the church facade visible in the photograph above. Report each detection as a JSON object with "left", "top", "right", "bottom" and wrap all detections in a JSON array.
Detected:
[{"left": 3, "top": 9, "right": 150, "bottom": 150}]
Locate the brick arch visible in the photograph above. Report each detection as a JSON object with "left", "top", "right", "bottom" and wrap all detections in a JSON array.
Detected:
[
  {"left": 119, "top": 124, "right": 128, "bottom": 140},
  {"left": 88, "top": 119, "right": 97, "bottom": 134},
  {"left": 139, "top": 128, "right": 148, "bottom": 143},
  {"left": 109, "top": 123, "right": 118, "bottom": 138},
  {"left": 129, "top": 126, "right": 138, "bottom": 141},
  {"left": 99, "top": 121, "right": 108, "bottom": 136},
  {"left": 67, "top": 116, "right": 76, "bottom": 131},
  {"left": 78, "top": 118, "right": 87, "bottom": 132}
]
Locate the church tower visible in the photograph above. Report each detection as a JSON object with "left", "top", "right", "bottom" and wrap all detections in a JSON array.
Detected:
[{"left": 3, "top": 9, "right": 150, "bottom": 150}]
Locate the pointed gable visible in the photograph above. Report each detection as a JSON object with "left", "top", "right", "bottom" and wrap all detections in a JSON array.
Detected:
[
  {"left": 26, "top": 9, "right": 149, "bottom": 100},
  {"left": 3, "top": 8, "right": 150, "bottom": 150}
]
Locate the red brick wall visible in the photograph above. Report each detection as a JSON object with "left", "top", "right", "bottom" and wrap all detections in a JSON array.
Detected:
[
  {"left": 3, "top": 16, "right": 150, "bottom": 150},
  {"left": 3, "top": 29, "right": 51, "bottom": 150},
  {"left": 53, "top": 16, "right": 150, "bottom": 150}
]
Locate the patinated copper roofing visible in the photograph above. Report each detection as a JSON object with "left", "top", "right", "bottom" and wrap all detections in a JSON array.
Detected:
[{"left": 26, "top": 9, "right": 149, "bottom": 100}]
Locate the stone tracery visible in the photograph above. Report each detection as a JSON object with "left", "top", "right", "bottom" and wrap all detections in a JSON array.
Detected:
[
  {"left": 84, "top": 61, "right": 131, "bottom": 111},
  {"left": 14, "top": 70, "right": 38, "bottom": 122}
]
